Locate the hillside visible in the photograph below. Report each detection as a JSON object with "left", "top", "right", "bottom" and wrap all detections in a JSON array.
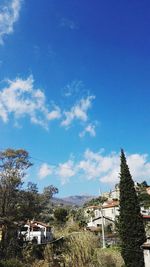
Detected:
[{"left": 51, "top": 195, "right": 96, "bottom": 207}]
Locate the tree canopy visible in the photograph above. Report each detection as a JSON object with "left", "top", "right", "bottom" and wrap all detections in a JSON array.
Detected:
[
  {"left": 118, "top": 149, "right": 146, "bottom": 267},
  {"left": 0, "top": 148, "right": 58, "bottom": 259}
]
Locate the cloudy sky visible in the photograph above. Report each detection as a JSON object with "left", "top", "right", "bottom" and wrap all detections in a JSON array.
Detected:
[{"left": 1, "top": 0, "right": 150, "bottom": 197}]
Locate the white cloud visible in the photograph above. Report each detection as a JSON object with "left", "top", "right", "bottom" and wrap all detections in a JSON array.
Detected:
[
  {"left": 0, "top": 75, "right": 62, "bottom": 128},
  {"left": 78, "top": 150, "right": 150, "bottom": 184},
  {"left": 79, "top": 123, "right": 96, "bottom": 138},
  {"left": 38, "top": 163, "right": 53, "bottom": 180},
  {"left": 0, "top": 76, "right": 97, "bottom": 136},
  {"left": 61, "top": 95, "right": 95, "bottom": 127},
  {"left": 45, "top": 149, "right": 150, "bottom": 185},
  {"left": 0, "top": 0, "right": 22, "bottom": 44},
  {"left": 56, "top": 160, "right": 76, "bottom": 185},
  {"left": 47, "top": 106, "right": 61, "bottom": 120},
  {"left": 63, "top": 80, "right": 83, "bottom": 97}
]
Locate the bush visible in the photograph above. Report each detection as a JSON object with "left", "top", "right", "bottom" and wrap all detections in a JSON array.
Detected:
[
  {"left": 0, "top": 259, "right": 24, "bottom": 267},
  {"left": 22, "top": 243, "right": 44, "bottom": 264},
  {"left": 92, "top": 248, "right": 124, "bottom": 267},
  {"left": 44, "top": 231, "right": 99, "bottom": 267}
]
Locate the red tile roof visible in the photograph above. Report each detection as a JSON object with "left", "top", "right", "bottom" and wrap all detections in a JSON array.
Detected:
[
  {"left": 102, "top": 200, "right": 119, "bottom": 208},
  {"left": 142, "top": 215, "right": 150, "bottom": 219}
]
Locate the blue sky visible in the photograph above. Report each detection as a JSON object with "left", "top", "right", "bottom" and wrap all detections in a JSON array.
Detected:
[{"left": 1, "top": 0, "right": 150, "bottom": 197}]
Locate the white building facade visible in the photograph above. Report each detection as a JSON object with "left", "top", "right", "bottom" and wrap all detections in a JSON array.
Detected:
[
  {"left": 20, "top": 221, "right": 53, "bottom": 244},
  {"left": 85, "top": 201, "right": 119, "bottom": 229}
]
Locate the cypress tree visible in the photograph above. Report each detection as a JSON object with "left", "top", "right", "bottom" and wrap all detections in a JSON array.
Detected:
[{"left": 118, "top": 149, "right": 146, "bottom": 267}]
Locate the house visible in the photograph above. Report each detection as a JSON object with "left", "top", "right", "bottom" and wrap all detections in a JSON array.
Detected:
[
  {"left": 109, "top": 184, "right": 120, "bottom": 200},
  {"left": 141, "top": 207, "right": 150, "bottom": 216},
  {"left": 102, "top": 200, "right": 119, "bottom": 222},
  {"left": 86, "top": 200, "right": 119, "bottom": 229},
  {"left": 20, "top": 220, "right": 53, "bottom": 244},
  {"left": 142, "top": 237, "right": 150, "bottom": 267}
]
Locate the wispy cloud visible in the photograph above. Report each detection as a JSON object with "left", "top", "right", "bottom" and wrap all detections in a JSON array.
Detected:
[
  {"left": 38, "top": 160, "right": 76, "bottom": 185},
  {"left": 0, "top": 75, "right": 61, "bottom": 128},
  {"left": 60, "top": 18, "right": 78, "bottom": 30},
  {"left": 61, "top": 95, "right": 95, "bottom": 127},
  {"left": 63, "top": 80, "right": 83, "bottom": 97},
  {"left": 56, "top": 160, "right": 76, "bottom": 185},
  {"left": 0, "top": 0, "right": 22, "bottom": 44},
  {"left": 38, "top": 149, "right": 150, "bottom": 185},
  {"left": 0, "top": 75, "right": 97, "bottom": 136},
  {"left": 38, "top": 163, "right": 53, "bottom": 180},
  {"left": 79, "top": 123, "right": 96, "bottom": 138}
]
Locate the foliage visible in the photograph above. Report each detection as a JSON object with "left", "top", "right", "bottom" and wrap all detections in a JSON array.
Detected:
[
  {"left": 22, "top": 243, "right": 44, "bottom": 264},
  {"left": 54, "top": 207, "right": 68, "bottom": 224},
  {"left": 0, "top": 148, "right": 58, "bottom": 260},
  {"left": 70, "top": 208, "right": 87, "bottom": 228},
  {"left": 92, "top": 248, "right": 124, "bottom": 267},
  {"left": 137, "top": 182, "right": 150, "bottom": 208},
  {"left": 118, "top": 149, "right": 146, "bottom": 267},
  {"left": 44, "top": 231, "right": 99, "bottom": 267},
  {"left": 0, "top": 149, "right": 32, "bottom": 221},
  {"left": 0, "top": 149, "right": 33, "bottom": 258},
  {"left": 0, "top": 258, "right": 25, "bottom": 267},
  {"left": 84, "top": 196, "right": 108, "bottom": 207}
]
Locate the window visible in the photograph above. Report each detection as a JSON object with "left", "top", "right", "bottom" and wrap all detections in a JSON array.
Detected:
[{"left": 21, "top": 227, "right": 28, "bottom": 231}]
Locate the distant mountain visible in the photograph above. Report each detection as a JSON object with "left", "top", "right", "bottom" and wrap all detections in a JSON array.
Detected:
[{"left": 51, "top": 195, "right": 96, "bottom": 207}]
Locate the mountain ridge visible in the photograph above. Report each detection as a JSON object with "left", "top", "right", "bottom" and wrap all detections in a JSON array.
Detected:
[{"left": 51, "top": 195, "right": 96, "bottom": 207}]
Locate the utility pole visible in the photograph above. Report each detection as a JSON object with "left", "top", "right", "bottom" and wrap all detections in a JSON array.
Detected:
[{"left": 99, "top": 188, "right": 106, "bottom": 248}]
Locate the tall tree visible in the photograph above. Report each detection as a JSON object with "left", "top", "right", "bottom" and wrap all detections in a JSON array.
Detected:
[
  {"left": 0, "top": 149, "right": 32, "bottom": 258},
  {"left": 118, "top": 149, "right": 146, "bottom": 267},
  {"left": 0, "top": 149, "right": 59, "bottom": 258}
]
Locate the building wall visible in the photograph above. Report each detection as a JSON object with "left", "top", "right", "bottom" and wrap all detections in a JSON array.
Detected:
[
  {"left": 103, "top": 206, "right": 119, "bottom": 221},
  {"left": 20, "top": 224, "right": 53, "bottom": 244},
  {"left": 143, "top": 249, "right": 150, "bottom": 267}
]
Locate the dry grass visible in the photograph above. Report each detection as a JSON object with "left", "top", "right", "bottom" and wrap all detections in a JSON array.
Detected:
[
  {"left": 44, "top": 231, "right": 99, "bottom": 267},
  {"left": 92, "top": 248, "right": 124, "bottom": 267}
]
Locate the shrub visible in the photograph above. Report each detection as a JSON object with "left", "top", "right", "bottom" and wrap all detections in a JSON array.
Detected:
[
  {"left": 0, "top": 259, "right": 24, "bottom": 267},
  {"left": 92, "top": 248, "right": 124, "bottom": 267},
  {"left": 44, "top": 231, "right": 99, "bottom": 267}
]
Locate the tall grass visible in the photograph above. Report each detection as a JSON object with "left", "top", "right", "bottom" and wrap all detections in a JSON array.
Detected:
[{"left": 44, "top": 231, "right": 99, "bottom": 267}]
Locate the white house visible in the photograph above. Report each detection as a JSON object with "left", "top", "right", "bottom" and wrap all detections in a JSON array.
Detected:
[
  {"left": 20, "top": 221, "right": 53, "bottom": 244},
  {"left": 109, "top": 185, "right": 120, "bottom": 200},
  {"left": 86, "top": 200, "right": 119, "bottom": 229}
]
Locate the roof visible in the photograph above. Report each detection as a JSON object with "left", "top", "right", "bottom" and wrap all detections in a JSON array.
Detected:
[
  {"left": 142, "top": 215, "right": 150, "bottom": 220},
  {"left": 93, "top": 215, "right": 115, "bottom": 223},
  {"left": 102, "top": 200, "right": 119, "bottom": 208},
  {"left": 142, "top": 242, "right": 150, "bottom": 249},
  {"left": 86, "top": 205, "right": 101, "bottom": 209},
  {"left": 86, "top": 201, "right": 119, "bottom": 210},
  {"left": 26, "top": 221, "right": 51, "bottom": 228}
]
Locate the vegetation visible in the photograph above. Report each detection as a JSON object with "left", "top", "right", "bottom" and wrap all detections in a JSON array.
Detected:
[
  {"left": 137, "top": 181, "right": 150, "bottom": 208},
  {"left": 0, "top": 147, "right": 149, "bottom": 266},
  {"left": 92, "top": 248, "right": 124, "bottom": 267},
  {"left": 0, "top": 148, "right": 58, "bottom": 260},
  {"left": 118, "top": 149, "right": 146, "bottom": 267},
  {"left": 44, "top": 232, "right": 124, "bottom": 267},
  {"left": 84, "top": 196, "right": 108, "bottom": 207},
  {"left": 54, "top": 207, "right": 68, "bottom": 225}
]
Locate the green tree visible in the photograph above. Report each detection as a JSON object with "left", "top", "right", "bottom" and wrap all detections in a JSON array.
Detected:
[
  {"left": 71, "top": 208, "right": 87, "bottom": 228},
  {"left": 54, "top": 207, "right": 68, "bottom": 224},
  {"left": 137, "top": 182, "right": 150, "bottom": 208},
  {"left": 0, "top": 149, "right": 32, "bottom": 258},
  {"left": 118, "top": 149, "right": 146, "bottom": 267},
  {"left": 0, "top": 148, "right": 58, "bottom": 259}
]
